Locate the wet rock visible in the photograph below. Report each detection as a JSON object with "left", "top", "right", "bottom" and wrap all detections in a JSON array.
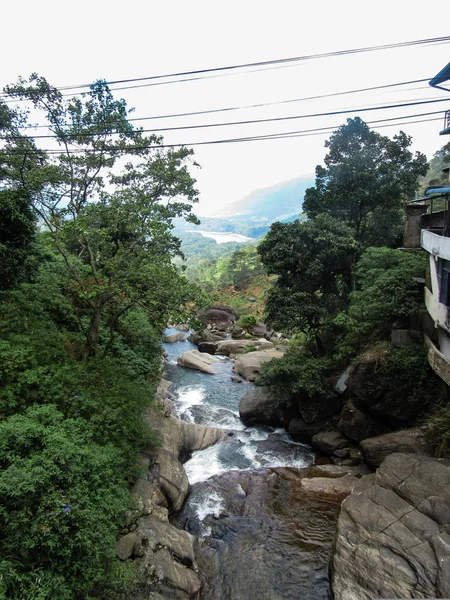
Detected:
[
  {"left": 215, "top": 338, "right": 274, "bottom": 356},
  {"left": 338, "top": 399, "right": 387, "bottom": 441},
  {"left": 164, "top": 332, "right": 186, "bottom": 343},
  {"left": 233, "top": 348, "right": 284, "bottom": 381},
  {"left": 239, "top": 386, "right": 286, "bottom": 426},
  {"left": 231, "top": 375, "right": 242, "bottom": 383},
  {"left": 332, "top": 453, "right": 450, "bottom": 600},
  {"left": 311, "top": 429, "right": 352, "bottom": 456},
  {"left": 177, "top": 350, "right": 220, "bottom": 374},
  {"left": 360, "top": 427, "right": 434, "bottom": 469},
  {"left": 174, "top": 466, "right": 352, "bottom": 600}
]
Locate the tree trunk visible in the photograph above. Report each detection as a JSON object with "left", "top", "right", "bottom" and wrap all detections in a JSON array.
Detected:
[{"left": 83, "top": 305, "right": 103, "bottom": 361}]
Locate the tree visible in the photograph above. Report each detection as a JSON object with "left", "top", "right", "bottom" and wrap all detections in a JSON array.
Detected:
[
  {"left": 0, "top": 101, "right": 42, "bottom": 289},
  {"left": 303, "top": 117, "right": 428, "bottom": 248},
  {"left": 3, "top": 75, "right": 203, "bottom": 359},
  {"left": 258, "top": 214, "right": 356, "bottom": 347}
]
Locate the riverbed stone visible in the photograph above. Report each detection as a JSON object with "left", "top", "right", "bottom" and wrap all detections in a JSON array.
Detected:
[
  {"left": 164, "top": 332, "right": 186, "bottom": 343},
  {"left": 233, "top": 348, "right": 284, "bottom": 381},
  {"left": 332, "top": 453, "right": 450, "bottom": 600},
  {"left": 239, "top": 386, "right": 286, "bottom": 426},
  {"left": 177, "top": 350, "right": 220, "bottom": 374},
  {"left": 288, "top": 416, "right": 331, "bottom": 442},
  {"left": 215, "top": 338, "right": 274, "bottom": 356}
]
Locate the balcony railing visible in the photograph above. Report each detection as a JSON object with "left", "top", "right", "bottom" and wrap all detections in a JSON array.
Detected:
[{"left": 441, "top": 109, "right": 450, "bottom": 135}]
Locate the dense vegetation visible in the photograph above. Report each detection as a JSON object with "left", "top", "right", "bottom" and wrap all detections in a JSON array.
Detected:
[
  {"left": 0, "top": 76, "right": 204, "bottom": 599},
  {"left": 257, "top": 118, "right": 443, "bottom": 434}
]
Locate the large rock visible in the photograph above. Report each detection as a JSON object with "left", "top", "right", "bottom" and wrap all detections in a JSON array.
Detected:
[
  {"left": 288, "top": 417, "right": 332, "bottom": 443},
  {"left": 177, "top": 350, "right": 219, "bottom": 374},
  {"left": 338, "top": 399, "right": 387, "bottom": 441},
  {"left": 233, "top": 348, "right": 284, "bottom": 381},
  {"left": 360, "top": 427, "right": 434, "bottom": 469},
  {"left": 332, "top": 453, "right": 450, "bottom": 600},
  {"left": 311, "top": 429, "right": 352, "bottom": 456},
  {"left": 188, "top": 329, "right": 227, "bottom": 345},
  {"left": 297, "top": 390, "right": 342, "bottom": 424},
  {"left": 215, "top": 338, "right": 274, "bottom": 356},
  {"left": 143, "top": 412, "right": 227, "bottom": 512},
  {"left": 348, "top": 353, "right": 426, "bottom": 425},
  {"left": 201, "top": 306, "right": 237, "bottom": 331},
  {"left": 163, "top": 332, "right": 186, "bottom": 343},
  {"left": 250, "top": 322, "right": 267, "bottom": 337},
  {"left": 239, "top": 386, "right": 286, "bottom": 426}
]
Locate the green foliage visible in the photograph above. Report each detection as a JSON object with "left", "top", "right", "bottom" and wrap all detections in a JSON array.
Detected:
[
  {"left": 258, "top": 214, "right": 356, "bottom": 337},
  {"left": 425, "top": 403, "right": 450, "bottom": 458},
  {"left": 362, "top": 343, "right": 438, "bottom": 419},
  {"left": 419, "top": 140, "right": 450, "bottom": 192},
  {"left": 303, "top": 117, "right": 428, "bottom": 247},
  {"left": 335, "top": 247, "right": 426, "bottom": 359},
  {"left": 237, "top": 314, "right": 257, "bottom": 333},
  {"left": 0, "top": 405, "right": 132, "bottom": 600},
  {"left": 257, "top": 345, "right": 335, "bottom": 405}
]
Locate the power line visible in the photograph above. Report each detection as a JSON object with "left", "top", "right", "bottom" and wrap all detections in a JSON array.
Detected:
[
  {"left": 40, "top": 35, "right": 450, "bottom": 92},
  {"left": 1, "top": 111, "right": 444, "bottom": 156},
  {"left": 21, "top": 78, "right": 431, "bottom": 131},
  {"left": 2, "top": 35, "right": 449, "bottom": 101},
  {"left": 19, "top": 96, "right": 450, "bottom": 140}
]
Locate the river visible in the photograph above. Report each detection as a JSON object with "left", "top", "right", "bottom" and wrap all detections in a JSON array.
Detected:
[
  {"left": 163, "top": 330, "right": 340, "bottom": 600},
  {"left": 163, "top": 329, "right": 314, "bottom": 485}
]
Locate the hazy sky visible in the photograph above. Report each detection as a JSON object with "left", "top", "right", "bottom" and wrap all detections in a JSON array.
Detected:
[{"left": 2, "top": 0, "right": 450, "bottom": 215}]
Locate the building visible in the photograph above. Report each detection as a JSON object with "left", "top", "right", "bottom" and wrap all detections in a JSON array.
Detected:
[{"left": 404, "top": 62, "right": 450, "bottom": 384}]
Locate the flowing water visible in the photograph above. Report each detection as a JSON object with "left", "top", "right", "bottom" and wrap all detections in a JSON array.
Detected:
[
  {"left": 163, "top": 329, "right": 314, "bottom": 485},
  {"left": 164, "top": 329, "right": 339, "bottom": 600}
]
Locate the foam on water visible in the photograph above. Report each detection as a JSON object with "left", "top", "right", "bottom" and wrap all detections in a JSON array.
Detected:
[{"left": 184, "top": 444, "right": 225, "bottom": 484}]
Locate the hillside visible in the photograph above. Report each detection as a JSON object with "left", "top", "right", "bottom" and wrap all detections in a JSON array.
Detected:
[
  {"left": 174, "top": 175, "right": 313, "bottom": 249},
  {"left": 214, "top": 175, "right": 314, "bottom": 222}
]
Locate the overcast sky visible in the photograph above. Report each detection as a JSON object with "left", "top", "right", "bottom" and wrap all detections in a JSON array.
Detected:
[{"left": 2, "top": 0, "right": 450, "bottom": 215}]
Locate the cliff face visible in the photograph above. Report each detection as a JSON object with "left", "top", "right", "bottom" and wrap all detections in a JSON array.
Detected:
[
  {"left": 116, "top": 382, "right": 227, "bottom": 599},
  {"left": 332, "top": 453, "right": 450, "bottom": 600}
]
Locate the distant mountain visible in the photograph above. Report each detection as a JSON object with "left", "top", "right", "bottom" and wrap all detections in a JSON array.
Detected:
[
  {"left": 173, "top": 175, "right": 314, "bottom": 254},
  {"left": 213, "top": 175, "right": 314, "bottom": 223}
]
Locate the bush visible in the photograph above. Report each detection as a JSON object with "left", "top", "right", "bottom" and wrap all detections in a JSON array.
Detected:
[
  {"left": 237, "top": 314, "right": 257, "bottom": 333},
  {"left": 0, "top": 405, "right": 133, "bottom": 599}
]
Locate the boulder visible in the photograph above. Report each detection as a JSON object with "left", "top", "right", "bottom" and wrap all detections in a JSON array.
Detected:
[
  {"left": 297, "top": 391, "right": 342, "bottom": 424},
  {"left": 215, "top": 338, "right": 274, "bottom": 356},
  {"left": 231, "top": 325, "right": 246, "bottom": 339},
  {"left": 197, "top": 341, "right": 218, "bottom": 355},
  {"left": 360, "top": 427, "right": 434, "bottom": 469},
  {"left": 164, "top": 332, "right": 186, "bottom": 343},
  {"left": 188, "top": 329, "right": 227, "bottom": 345},
  {"left": 250, "top": 322, "right": 267, "bottom": 337},
  {"left": 311, "top": 429, "right": 352, "bottom": 456},
  {"left": 231, "top": 375, "right": 242, "bottom": 383},
  {"left": 239, "top": 386, "right": 286, "bottom": 427},
  {"left": 347, "top": 353, "right": 426, "bottom": 425},
  {"left": 288, "top": 417, "right": 332, "bottom": 443},
  {"left": 338, "top": 399, "right": 387, "bottom": 441},
  {"left": 233, "top": 348, "right": 283, "bottom": 381},
  {"left": 332, "top": 453, "right": 450, "bottom": 600},
  {"left": 201, "top": 306, "right": 237, "bottom": 331},
  {"left": 177, "top": 350, "right": 220, "bottom": 374},
  {"left": 156, "top": 378, "right": 173, "bottom": 400}
]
